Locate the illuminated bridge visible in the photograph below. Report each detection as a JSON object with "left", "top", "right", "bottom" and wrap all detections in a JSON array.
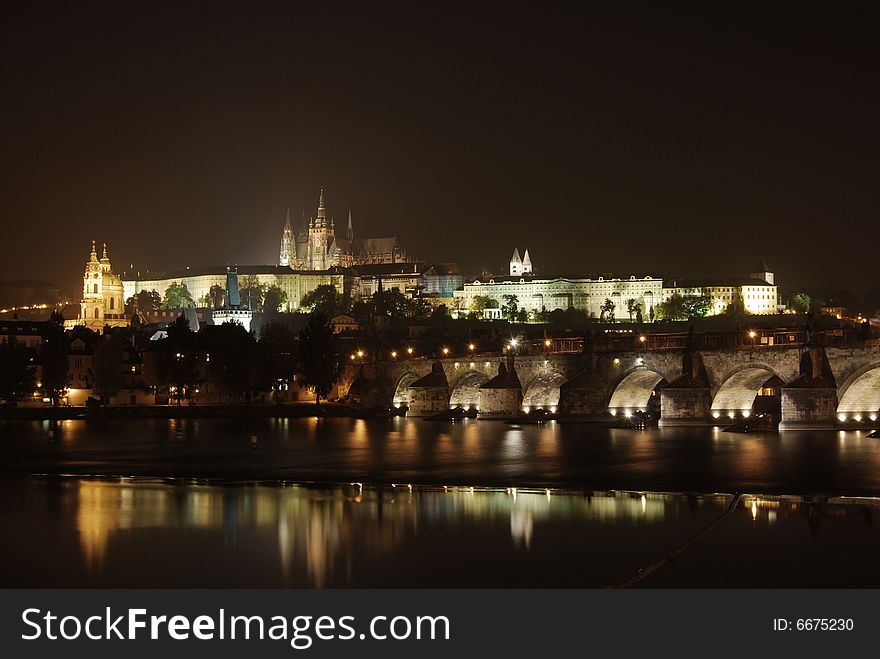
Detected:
[{"left": 338, "top": 329, "right": 880, "bottom": 429}]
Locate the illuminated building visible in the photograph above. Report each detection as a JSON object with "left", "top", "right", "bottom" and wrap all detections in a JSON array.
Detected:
[
  {"left": 211, "top": 269, "right": 253, "bottom": 331},
  {"left": 283, "top": 188, "right": 407, "bottom": 270},
  {"left": 662, "top": 260, "right": 779, "bottom": 316},
  {"left": 454, "top": 250, "right": 663, "bottom": 319},
  {"left": 67, "top": 241, "right": 129, "bottom": 332},
  {"left": 123, "top": 266, "right": 348, "bottom": 313}
]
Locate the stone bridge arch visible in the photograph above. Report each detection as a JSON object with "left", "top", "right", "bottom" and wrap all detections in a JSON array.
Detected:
[
  {"left": 522, "top": 370, "right": 567, "bottom": 411},
  {"left": 449, "top": 370, "right": 490, "bottom": 409},
  {"left": 392, "top": 371, "right": 422, "bottom": 407},
  {"left": 607, "top": 367, "right": 668, "bottom": 413},
  {"left": 710, "top": 363, "right": 786, "bottom": 413},
  {"left": 836, "top": 360, "right": 880, "bottom": 415}
]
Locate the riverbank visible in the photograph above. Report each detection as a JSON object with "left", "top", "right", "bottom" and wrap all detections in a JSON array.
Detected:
[{"left": 0, "top": 402, "right": 395, "bottom": 421}]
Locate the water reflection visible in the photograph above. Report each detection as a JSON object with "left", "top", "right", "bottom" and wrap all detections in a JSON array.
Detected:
[{"left": 0, "top": 478, "right": 849, "bottom": 587}]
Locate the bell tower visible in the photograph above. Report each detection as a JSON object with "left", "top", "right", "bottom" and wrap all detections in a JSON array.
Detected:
[{"left": 81, "top": 241, "right": 104, "bottom": 322}]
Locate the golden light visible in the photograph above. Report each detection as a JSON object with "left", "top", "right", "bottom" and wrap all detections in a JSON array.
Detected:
[
  {"left": 748, "top": 330, "right": 756, "bottom": 338},
  {"left": 544, "top": 339, "right": 551, "bottom": 347},
  {"left": 350, "top": 354, "right": 356, "bottom": 360},
  {"left": 406, "top": 347, "right": 413, "bottom": 354},
  {"left": 442, "top": 347, "right": 449, "bottom": 355},
  {"left": 468, "top": 343, "right": 475, "bottom": 351},
  {"left": 357, "top": 350, "right": 364, "bottom": 357},
  {"left": 391, "top": 350, "right": 397, "bottom": 358}
]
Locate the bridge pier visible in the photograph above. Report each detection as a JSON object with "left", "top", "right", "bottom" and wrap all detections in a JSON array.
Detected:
[
  {"left": 658, "top": 386, "right": 712, "bottom": 427},
  {"left": 778, "top": 385, "right": 838, "bottom": 430}
]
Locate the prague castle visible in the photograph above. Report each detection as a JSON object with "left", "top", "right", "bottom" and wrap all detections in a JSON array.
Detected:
[{"left": 280, "top": 188, "right": 406, "bottom": 270}]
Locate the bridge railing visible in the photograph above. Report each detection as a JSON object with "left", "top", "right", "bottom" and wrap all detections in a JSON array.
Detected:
[{"left": 526, "top": 327, "right": 868, "bottom": 355}]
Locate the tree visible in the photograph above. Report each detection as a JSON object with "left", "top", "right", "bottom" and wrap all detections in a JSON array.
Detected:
[
  {"left": 155, "top": 316, "right": 200, "bottom": 405},
  {"left": 625, "top": 298, "right": 642, "bottom": 322},
  {"left": 161, "top": 282, "right": 194, "bottom": 309},
  {"left": 656, "top": 292, "right": 711, "bottom": 321},
  {"left": 301, "top": 284, "right": 349, "bottom": 317},
  {"left": 298, "top": 313, "right": 341, "bottom": 404},
  {"left": 257, "top": 320, "right": 299, "bottom": 397},
  {"left": 239, "top": 275, "right": 265, "bottom": 312},
  {"left": 501, "top": 295, "right": 519, "bottom": 322},
  {"left": 516, "top": 308, "right": 529, "bottom": 323},
  {"left": 264, "top": 285, "right": 288, "bottom": 313},
  {"left": 682, "top": 292, "right": 711, "bottom": 319},
  {"left": 600, "top": 298, "right": 616, "bottom": 323},
  {"left": 372, "top": 289, "right": 410, "bottom": 320},
  {"left": 469, "top": 296, "right": 492, "bottom": 314},
  {"left": 789, "top": 293, "right": 811, "bottom": 313},
  {"left": 93, "top": 333, "right": 123, "bottom": 401},
  {"left": 199, "top": 285, "right": 225, "bottom": 310},
  {"left": 0, "top": 337, "right": 36, "bottom": 405},
  {"left": 127, "top": 290, "right": 162, "bottom": 315},
  {"left": 41, "top": 315, "right": 69, "bottom": 406},
  {"left": 205, "top": 322, "right": 255, "bottom": 400}
]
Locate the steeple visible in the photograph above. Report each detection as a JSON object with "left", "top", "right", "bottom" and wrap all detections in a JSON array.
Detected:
[
  {"left": 101, "top": 243, "right": 110, "bottom": 263},
  {"left": 316, "top": 187, "right": 327, "bottom": 226},
  {"left": 510, "top": 248, "right": 523, "bottom": 276},
  {"left": 346, "top": 208, "right": 354, "bottom": 241},
  {"left": 522, "top": 249, "right": 532, "bottom": 274},
  {"left": 89, "top": 240, "right": 98, "bottom": 263},
  {"left": 280, "top": 208, "right": 293, "bottom": 266}
]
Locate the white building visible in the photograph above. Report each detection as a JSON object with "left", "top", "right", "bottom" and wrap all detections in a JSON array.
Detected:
[
  {"left": 662, "top": 259, "right": 779, "bottom": 316},
  {"left": 123, "top": 266, "right": 348, "bottom": 312},
  {"left": 453, "top": 251, "right": 663, "bottom": 319}
]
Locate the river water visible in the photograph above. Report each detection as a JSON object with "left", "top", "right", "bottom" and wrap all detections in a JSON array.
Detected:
[{"left": 2, "top": 418, "right": 880, "bottom": 587}]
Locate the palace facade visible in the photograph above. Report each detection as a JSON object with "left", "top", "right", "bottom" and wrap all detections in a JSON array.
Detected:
[
  {"left": 122, "top": 266, "right": 347, "bottom": 313},
  {"left": 454, "top": 250, "right": 664, "bottom": 319}
]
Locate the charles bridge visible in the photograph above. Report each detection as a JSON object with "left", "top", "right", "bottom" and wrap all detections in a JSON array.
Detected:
[{"left": 338, "top": 327, "right": 880, "bottom": 429}]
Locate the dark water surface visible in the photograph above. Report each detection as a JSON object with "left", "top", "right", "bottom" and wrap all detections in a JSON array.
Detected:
[
  {"left": 1, "top": 478, "right": 879, "bottom": 587},
  {"left": 2, "top": 417, "right": 880, "bottom": 494},
  {"left": 3, "top": 418, "right": 880, "bottom": 587}
]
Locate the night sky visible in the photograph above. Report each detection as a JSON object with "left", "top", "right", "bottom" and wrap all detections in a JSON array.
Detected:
[{"left": 1, "top": 3, "right": 877, "bottom": 295}]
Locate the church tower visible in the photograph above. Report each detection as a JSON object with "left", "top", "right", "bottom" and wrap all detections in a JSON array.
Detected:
[
  {"left": 307, "top": 188, "right": 337, "bottom": 270},
  {"left": 346, "top": 208, "right": 354, "bottom": 241},
  {"left": 77, "top": 241, "right": 127, "bottom": 332},
  {"left": 509, "top": 248, "right": 523, "bottom": 276},
  {"left": 279, "top": 209, "right": 293, "bottom": 267},
  {"left": 522, "top": 249, "right": 533, "bottom": 274},
  {"left": 750, "top": 257, "right": 774, "bottom": 285},
  {"left": 81, "top": 241, "right": 104, "bottom": 324}
]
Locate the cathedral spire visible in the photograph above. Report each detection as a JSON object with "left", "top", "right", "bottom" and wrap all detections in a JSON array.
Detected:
[
  {"left": 316, "top": 187, "right": 327, "bottom": 225},
  {"left": 89, "top": 240, "right": 98, "bottom": 263},
  {"left": 346, "top": 208, "right": 354, "bottom": 241},
  {"left": 102, "top": 242, "right": 109, "bottom": 261}
]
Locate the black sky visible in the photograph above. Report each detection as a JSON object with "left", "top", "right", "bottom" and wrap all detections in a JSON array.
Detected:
[{"left": 1, "top": 2, "right": 878, "bottom": 295}]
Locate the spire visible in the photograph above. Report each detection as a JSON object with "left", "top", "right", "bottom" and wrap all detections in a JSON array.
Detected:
[
  {"left": 316, "top": 187, "right": 327, "bottom": 224},
  {"left": 510, "top": 248, "right": 523, "bottom": 276},
  {"left": 89, "top": 240, "right": 98, "bottom": 263},
  {"left": 522, "top": 249, "right": 532, "bottom": 274},
  {"left": 285, "top": 208, "right": 291, "bottom": 230},
  {"left": 101, "top": 243, "right": 109, "bottom": 261},
  {"left": 346, "top": 208, "right": 354, "bottom": 241}
]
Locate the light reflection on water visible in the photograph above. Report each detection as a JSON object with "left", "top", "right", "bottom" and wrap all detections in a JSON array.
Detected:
[{"left": 1, "top": 477, "right": 879, "bottom": 587}]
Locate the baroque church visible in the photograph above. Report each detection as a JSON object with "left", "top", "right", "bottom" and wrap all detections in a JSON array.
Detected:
[
  {"left": 279, "top": 189, "right": 407, "bottom": 270},
  {"left": 67, "top": 241, "right": 129, "bottom": 332}
]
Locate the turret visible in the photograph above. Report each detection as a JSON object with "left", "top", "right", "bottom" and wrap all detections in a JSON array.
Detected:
[{"left": 522, "top": 249, "right": 532, "bottom": 274}]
